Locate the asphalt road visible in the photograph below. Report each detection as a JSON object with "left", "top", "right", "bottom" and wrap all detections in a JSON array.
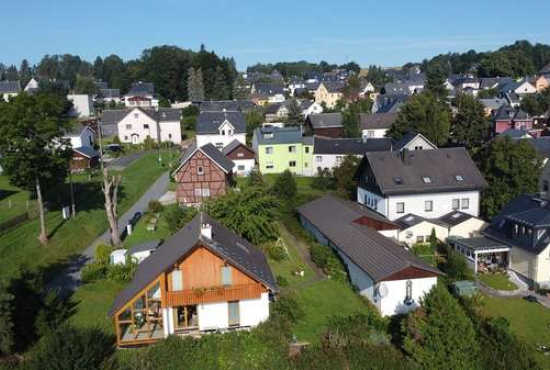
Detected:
[{"left": 48, "top": 171, "right": 170, "bottom": 294}]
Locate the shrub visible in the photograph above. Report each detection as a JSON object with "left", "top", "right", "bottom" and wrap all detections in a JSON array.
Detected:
[
  {"left": 147, "top": 200, "right": 164, "bottom": 214},
  {"left": 106, "top": 260, "right": 137, "bottom": 283},
  {"left": 271, "top": 292, "right": 304, "bottom": 325},
  {"left": 25, "top": 325, "right": 114, "bottom": 370},
  {"left": 310, "top": 243, "right": 348, "bottom": 282},
  {"left": 112, "top": 135, "right": 121, "bottom": 145},
  {"left": 35, "top": 290, "right": 74, "bottom": 337},
  {"left": 443, "top": 252, "right": 474, "bottom": 282},
  {"left": 311, "top": 168, "right": 334, "bottom": 190},
  {"left": 142, "top": 136, "right": 157, "bottom": 150},
  {"left": 267, "top": 244, "right": 287, "bottom": 262},
  {"left": 276, "top": 275, "right": 289, "bottom": 288},
  {"left": 94, "top": 244, "right": 112, "bottom": 266},
  {"left": 271, "top": 170, "right": 297, "bottom": 202},
  {"left": 164, "top": 204, "right": 197, "bottom": 232},
  {"left": 81, "top": 263, "right": 107, "bottom": 283}
]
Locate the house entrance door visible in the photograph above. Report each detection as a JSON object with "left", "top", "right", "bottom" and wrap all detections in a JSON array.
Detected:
[{"left": 174, "top": 305, "right": 198, "bottom": 330}]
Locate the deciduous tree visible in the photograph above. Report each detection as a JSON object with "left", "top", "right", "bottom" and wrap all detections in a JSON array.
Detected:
[{"left": 452, "top": 94, "right": 490, "bottom": 149}]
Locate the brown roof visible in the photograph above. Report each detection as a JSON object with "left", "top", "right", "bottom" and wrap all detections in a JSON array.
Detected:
[{"left": 297, "top": 195, "right": 441, "bottom": 282}]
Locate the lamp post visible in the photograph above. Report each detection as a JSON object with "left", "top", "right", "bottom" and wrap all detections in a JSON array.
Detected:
[{"left": 155, "top": 106, "right": 162, "bottom": 166}]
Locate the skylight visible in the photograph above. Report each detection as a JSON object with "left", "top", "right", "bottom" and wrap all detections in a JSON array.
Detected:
[
  {"left": 451, "top": 213, "right": 461, "bottom": 219},
  {"left": 422, "top": 177, "right": 432, "bottom": 183},
  {"left": 405, "top": 216, "right": 414, "bottom": 222},
  {"left": 455, "top": 175, "right": 464, "bottom": 181},
  {"left": 393, "top": 177, "right": 404, "bottom": 185}
]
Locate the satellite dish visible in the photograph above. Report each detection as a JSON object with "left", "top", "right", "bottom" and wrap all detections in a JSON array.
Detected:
[{"left": 377, "top": 283, "right": 389, "bottom": 298}]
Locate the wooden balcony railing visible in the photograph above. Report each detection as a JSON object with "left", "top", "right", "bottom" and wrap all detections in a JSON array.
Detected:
[{"left": 165, "top": 284, "right": 264, "bottom": 306}]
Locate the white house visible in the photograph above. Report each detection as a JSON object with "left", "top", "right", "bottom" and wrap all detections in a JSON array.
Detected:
[
  {"left": 196, "top": 111, "right": 246, "bottom": 149},
  {"left": 24, "top": 78, "right": 39, "bottom": 92},
  {"left": 128, "top": 240, "right": 161, "bottom": 264},
  {"left": 105, "top": 107, "right": 181, "bottom": 145},
  {"left": 360, "top": 112, "right": 398, "bottom": 139},
  {"left": 356, "top": 147, "right": 487, "bottom": 221},
  {"left": 222, "top": 139, "right": 256, "bottom": 176},
  {"left": 393, "top": 132, "right": 438, "bottom": 151},
  {"left": 108, "top": 214, "right": 277, "bottom": 346},
  {"left": 299, "top": 100, "right": 323, "bottom": 117},
  {"left": 67, "top": 94, "right": 95, "bottom": 118},
  {"left": 312, "top": 136, "right": 392, "bottom": 174},
  {"left": 298, "top": 195, "right": 441, "bottom": 317},
  {"left": 0, "top": 80, "right": 21, "bottom": 101},
  {"left": 64, "top": 124, "right": 95, "bottom": 148},
  {"left": 124, "top": 81, "right": 158, "bottom": 108}
]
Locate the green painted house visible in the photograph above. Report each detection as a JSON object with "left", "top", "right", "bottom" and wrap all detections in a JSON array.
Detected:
[{"left": 252, "top": 126, "right": 314, "bottom": 176}]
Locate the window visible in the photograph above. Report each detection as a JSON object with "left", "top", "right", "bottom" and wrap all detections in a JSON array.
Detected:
[
  {"left": 194, "top": 188, "right": 202, "bottom": 196},
  {"left": 237, "top": 152, "right": 244, "bottom": 158},
  {"left": 197, "top": 166, "right": 204, "bottom": 175},
  {"left": 266, "top": 162, "right": 274, "bottom": 170},
  {"left": 202, "top": 188, "right": 210, "bottom": 197},
  {"left": 414, "top": 146, "right": 423, "bottom": 150},
  {"left": 288, "top": 145, "right": 296, "bottom": 153},
  {"left": 367, "top": 130, "right": 375, "bottom": 138},
  {"left": 221, "top": 266, "right": 233, "bottom": 285},
  {"left": 304, "top": 162, "right": 308, "bottom": 168},
  {"left": 305, "top": 147, "right": 310, "bottom": 154},
  {"left": 134, "top": 113, "right": 138, "bottom": 119},
  {"left": 455, "top": 175, "right": 464, "bottom": 182},
  {"left": 336, "top": 156, "right": 342, "bottom": 165},
  {"left": 396, "top": 202, "right": 405, "bottom": 214},
  {"left": 404, "top": 280, "right": 413, "bottom": 305},
  {"left": 168, "top": 133, "right": 172, "bottom": 139},
  {"left": 124, "top": 136, "right": 128, "bottom": 140},
  {"left": 265, "top": 147, "right": 273, "bottom": 154},
  {"left": 416, "top": 236, "right": 424, "bottom": 243},
  {"left": 125, "top": 124, "right": 132, "bottom": 130},
  {"left": 237, "top": 165, "right": 245, "bottom": 171},
  {"left": 143, "top": 124, "right": 149, "bottom": 129},
  {"left": 221, "top": 130, "right": 226, "bottom": 136},
  {"left": 461, "top": 198, "right": 469, "bottom": 210},
  {"left": 289, "top": 160, "right": 297, "bottom": 167},
  {"left": 452, "top": 199, "right": 460, "bottom": 210},
  {"left": 422, "top": 177, "right": 432, "bottom": 183},
  {"left": 544, "top": 180, "right": 549, "bottom": 192},
  {"left": 316, "top": 156, "right": 322, "bottom": 162},
  {"left": 425, "top": 200, "right": 433, "bottom": 212},
  {"left": 228, "top": 301, "right": 240, "bottom": 326},
  {"left": 171, "top": 270, "right": 183, "bottom": 291}
]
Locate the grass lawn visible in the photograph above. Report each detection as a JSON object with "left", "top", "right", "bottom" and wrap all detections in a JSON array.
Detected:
[
  {"left": 478, "top": 273, "right": 518, "bottom": 291},
  {"left": 293, "top": 279, "right": 369, "bottom": 343},
  {"left": 411, "top": 243, "right": 437, "bottom": 267},
  {"left": 0, "top": 175, "right": 35, "bottom": 224},
  {"left": 70, "top": 280, "right": 126, "bottom": 333},
  {"left": 0, "top": 151, "right": 170, "bottom": 282},
  {"left": 482, "top": 295, "right": 550, "bottom": 367},
  {"left": 123, "top": 211, "right": 172, "bottom": 248}
]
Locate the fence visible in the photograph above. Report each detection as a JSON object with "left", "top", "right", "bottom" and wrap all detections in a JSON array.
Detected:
[{"left": 0, "top": 200, "right": 39, "bottom": 235}]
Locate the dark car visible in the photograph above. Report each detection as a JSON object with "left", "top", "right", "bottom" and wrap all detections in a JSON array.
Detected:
[
  {"left": 129, "top": 211, "right": 142, "bottom": 226},
  {"left": 524, "top": 295, "right": 539, "bottom": 303}
]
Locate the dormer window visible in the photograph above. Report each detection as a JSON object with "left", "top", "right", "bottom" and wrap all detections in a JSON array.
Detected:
[{"left": 455, "top": 175, "right": 464, "bottom": 182}]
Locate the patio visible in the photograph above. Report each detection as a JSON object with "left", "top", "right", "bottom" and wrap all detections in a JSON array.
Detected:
[{"left": 448, "top": 236, "right": 510, "bottom": 273}]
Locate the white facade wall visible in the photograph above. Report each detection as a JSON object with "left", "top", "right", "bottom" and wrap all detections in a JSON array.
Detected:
[
  {"left": 158, "top": 121, "right": 182, "bottom": 144},
  {"left": 233, "top": 158, "right": 255, "bottom": 176},
  {"left": 378, "top": 277, "right": 437, "bottom": 316},
  {"left": 196, "top": 133, "right": 246, "bottom": 149},
  {"left": 358, "top": 189, "right": 481, "bottom": 221},
  {"left": 340, "top": 253, "right": 378, "bottom": 308},
  {"left": 361, "top": 128, "right": 388, "bottom": 139},
  {"left": 448, "top": 218, "right": 488, "bottom": 239},
  {"left": 313, "top": 154, "right": 360, "bottom": 173},
  {"left": 2, "top": 92, "right": 18, "bottom": 101},
  {"left": 117, "top": 109, "right": 181, "bottom": 145},
  {"left": 198, "top": 301, "right": 229, "bottom": 331},
  {"left": 399, "top": 136, "right": 436, "bottom": 151},
  {"left": 68, "top": 128, "right": 94, "bottom": 148},
  {"left": 397, "top": 221, "right": 449, "bottom": 246},
  {"left": 239, "top": 292, "right": 270, "bottom": 327},
  {"left": 68, "top": 94, "right": 95, "bottom": 117}
]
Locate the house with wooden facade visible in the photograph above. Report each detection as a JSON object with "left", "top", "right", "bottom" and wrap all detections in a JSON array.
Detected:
[
  {"left": 70, "top": 146, "right": 100, "bottom": 172},
  {"left": 109, "top": 214, "right": 277, "bottom": 347},
  {"left": 305, "top": 113, "right": 344, "bottom": 138},
  {"left": 173, "top": 143, "right": 235, "bottom": 205}
]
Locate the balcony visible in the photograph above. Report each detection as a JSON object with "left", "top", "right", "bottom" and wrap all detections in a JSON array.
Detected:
[{"left": 165, "top": 283, "right": 264, "bottom": 306}]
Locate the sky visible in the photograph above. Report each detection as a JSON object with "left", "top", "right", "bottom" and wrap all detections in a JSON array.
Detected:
[{"left": 2, "top": 0, "right": 550, "bottom": 70}]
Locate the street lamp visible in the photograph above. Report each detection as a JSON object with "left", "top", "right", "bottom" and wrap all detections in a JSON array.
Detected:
[{"left": 155, "top": 106, "right": 162, "bottom": 166}]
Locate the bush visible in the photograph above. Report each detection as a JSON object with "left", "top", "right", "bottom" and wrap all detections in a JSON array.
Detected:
[
  {"left": 94, "top": 244, "right": 112, "bottom": 266},
  {"left": 81, "top": 263, "right": 107, "bottom": 284},
  {"left": 148, "top": 200, "right": 164, "bottom": 214},
  {"left": 310, "top": 243, "right": 348, "bottom": 282},
  {"left": 276, "top": 275, "right": 289, "bottom": 288},
  {"left": 443, "top": 252, "right": 474, "bottom": 282},
  {"left": 311, "top": 168, "right": 334, "bottom": 190},
  {"left": 271, "top": 292, "right": 304, "bottom": 325},
  {"left": 267, "top": 244, "right": 287, "bottom": 262},
  {"left": 25, "top": 325, "right": 114, "bottom": 370},
  {"left": 35, "top": 291, "right": 74, "bottom": 337},
  {"left": 112, "top": 135, "right": 121, "bottom": 145},
  {"left": 164, "top": 204, "right": 197, "bottom": 232},
  {"left": 106, "top": 260, "right": 137, "bottom": 283},
  {"left": 271, "top": 170, "right": 297, "bottom": 202}
]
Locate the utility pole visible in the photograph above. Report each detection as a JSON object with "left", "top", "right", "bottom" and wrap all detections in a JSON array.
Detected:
[
  {"left": 156, "top": 106, "right": 162, "bottom": 166},
  {"left": 69, "top": 169, "right": 76, "bottom": 218}
]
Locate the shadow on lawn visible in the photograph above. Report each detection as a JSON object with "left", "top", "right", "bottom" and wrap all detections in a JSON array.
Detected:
[
  {"left": 43, "top": 181, "right": 127, "bottom": 214},
  {"left": 0, "top": 188, "right": 18, "bottom": 201}
]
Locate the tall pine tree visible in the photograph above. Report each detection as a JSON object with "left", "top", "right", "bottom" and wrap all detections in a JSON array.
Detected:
[
  {"left": 187, "top": 67, "right": 205, "bottom": 101},
  {"left": 212, "top": 65, "right": 229, "bottom": 100}
]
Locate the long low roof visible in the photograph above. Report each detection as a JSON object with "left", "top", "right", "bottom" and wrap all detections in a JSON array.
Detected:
[{"left": 297, "top": 195, "right": 441, "bottom": 282}]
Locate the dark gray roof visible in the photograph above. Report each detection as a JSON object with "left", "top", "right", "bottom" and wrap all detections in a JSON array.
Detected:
[
  {"left": 101, "top": 108, "right": 180, "bottom": 125},
  {"left": 264, "top": 102, "right": 285, "bottom": 115},
  {"left": 252, "top": 83, "right": 284, "bottom": 95},
  {"left": 527, "top": 137, "right": 550, "bottom": 158},
  {"left": 479, "top": 98, "right": 507, "bottom": 111},
  {"left": 129, "top": 240, "right": 161, "bottom": 255},
  {"left": 500, "top": 128, "right": 533, "bottom": 140},
  {"left": 197, "top": 111, "right": 246, "bottom": 135},
  {"left": 0, "top": 80, "right": 21, "bottom": 93},
  {"left": 174, "top": 143, "right": 234, "bottom": 175},
  {"left": 308, "top": 113, "right": 343, "bottom": 128},
  {"left": 99, "top": 88, "right": 120, "bottom": 99},
  {"left": 374, "top": 94, "right": 409, "bottom": 114},
  {"left": 95, "top": 81, "right": 108, "bottom": 89},
  {"left": 360, "top": 113, "right": 398, "bottom": 130},
  {"left": 494, "top": 104, "right": 516, "bottom": 121},
  {"left": 361, "top": 147, "right": 487, "bottom": 196},
  {"left": 320, "top": 81, "right": 345, "bottom": 93},
  {"left": 313, "top": 137, "right": 391, "bottom": 155},
  {"left": 109, "top": 213, "right": 277, "bottom": 316},
  {"left": 394, "top": 213, "right": 430, "bottom": 228},
  {"left": 199, "top": 100, "right": 256, "bottom": 112},
  {"left": 438, "top": 211, "right": 474, "bottom": 227},
  {"left": 126, "top": 81, "right": 154, "bottom": 97},
  {"left": 393, "top": 132, "right": 436, "bottom": 151},
  {"left": 253, "top": 126, "right": 313, "bottom": 146},
  {"left": 73, "top": 146, "right": 100, "bottom": 159},
  {"left": 221, "top": 139, "right": 253, "bottom": 156},
  {"left": 452, "top": 236, "right": 509, "bottom": 251},
  {"left": 396, "top": 211, "right": 476, "bottom": 229},
  {"left": 297, "top": 195, "right": 441, "bottom": 282}
]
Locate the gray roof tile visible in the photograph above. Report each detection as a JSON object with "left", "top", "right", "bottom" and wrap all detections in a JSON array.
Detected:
[{"left": 197, "top": 111, "right": 246, "bottom": 135}]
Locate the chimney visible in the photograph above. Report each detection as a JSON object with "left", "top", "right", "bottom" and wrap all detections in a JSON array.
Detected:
[
  {"left": 201, "top": 223, "right": 212, "bottom": 240},
  {"left": 402, "top": 148, "right": 411, "bottom": 166}
]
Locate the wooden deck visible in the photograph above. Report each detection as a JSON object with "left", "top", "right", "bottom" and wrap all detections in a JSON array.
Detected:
[{"left": 165, "top": 283, "right": 264, "bottom": 306}]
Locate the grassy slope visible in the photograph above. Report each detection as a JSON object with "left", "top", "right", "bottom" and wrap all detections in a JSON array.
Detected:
[
  {"left": 0, "top": 176, "right": 34, "bottom": 223},
  {"left": 0, "top": 152, "right": 170, "bottom": 282},
  {"left": 478, "top": 273, "right": 518, "bottom": 291},
  {"left": 482, "top": 295, "right": 550, "bottom": 368}
]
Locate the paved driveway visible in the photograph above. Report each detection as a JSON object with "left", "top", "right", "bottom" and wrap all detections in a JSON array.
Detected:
[{"left": 48, "top": 171, "right": 170, "bottom": 294}]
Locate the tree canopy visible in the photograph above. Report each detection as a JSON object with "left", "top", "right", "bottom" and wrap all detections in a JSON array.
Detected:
[{"left": 451, "top": 94, "right": 490, "bottom": 149}]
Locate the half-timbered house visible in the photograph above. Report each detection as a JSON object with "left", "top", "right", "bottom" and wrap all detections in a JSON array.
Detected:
[
  {"left": 109, "top": 214, "right": 277, "bottom": 347},
  {"left": 173, "top": 143, "right": 235, "bottom": 205}
]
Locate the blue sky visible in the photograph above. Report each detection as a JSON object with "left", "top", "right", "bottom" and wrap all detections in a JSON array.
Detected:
[{"left": 2, "top": 0, "right": 550, "bottom": 70}]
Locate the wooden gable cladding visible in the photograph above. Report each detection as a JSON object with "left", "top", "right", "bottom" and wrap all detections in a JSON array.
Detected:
[
  {"left": 166, "top": 246, "right": 257, "bottom": 290},
  {"left": 164, "top": 245, "right": 266, "bottom": 306},
  {"left": 352, "top": 216, "right": 399, "bottom": 231},
  {"left": 380, "top": 266, "right": 439, "bottom": 282},
  {"left": 225, "top": 144, "right": 255, "bottom": 160},
  {"left": 174, "top": 150, "right": 232, "bottom": 205}
]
